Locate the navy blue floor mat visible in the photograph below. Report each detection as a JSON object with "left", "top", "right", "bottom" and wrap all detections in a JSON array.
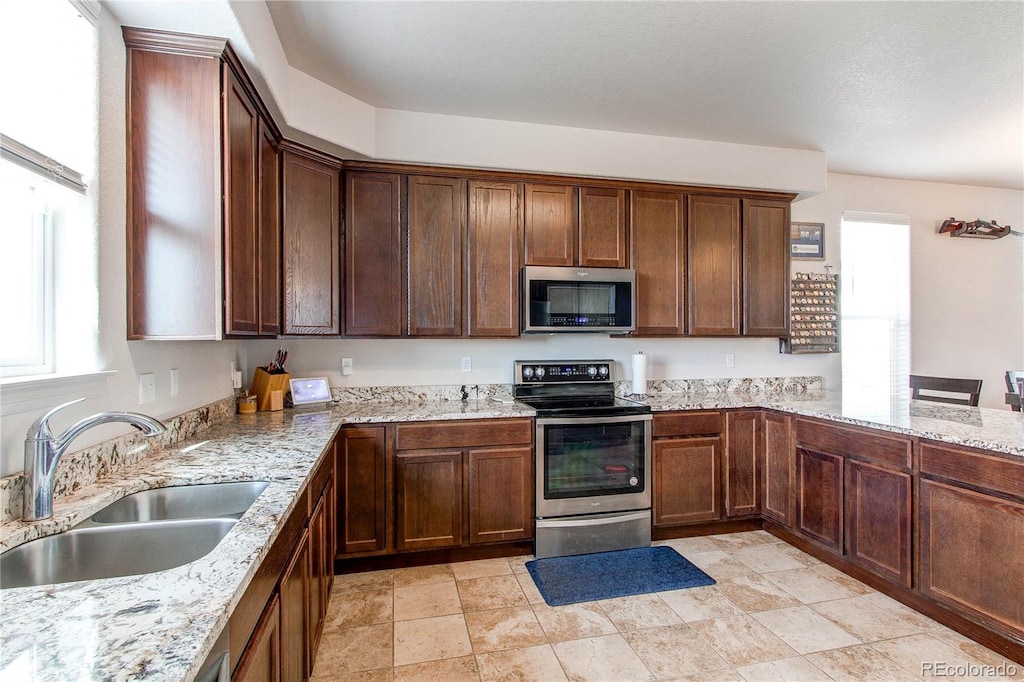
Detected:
[{"left": 525, "top": 546, "right": 715, "bottom": 607}]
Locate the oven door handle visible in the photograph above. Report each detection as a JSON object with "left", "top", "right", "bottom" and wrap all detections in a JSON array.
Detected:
[{"left": 535, "top": 414, "right": 652, "bottom": 427}]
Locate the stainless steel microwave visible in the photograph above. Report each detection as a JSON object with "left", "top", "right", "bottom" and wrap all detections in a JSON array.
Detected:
[{"left": 521, "top": 266, "right": 636, "bottom": 333}]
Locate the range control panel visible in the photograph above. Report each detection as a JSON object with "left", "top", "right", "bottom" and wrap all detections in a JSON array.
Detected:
[{"left": 514, "top": 360, "right": 613, "bottom": 384}]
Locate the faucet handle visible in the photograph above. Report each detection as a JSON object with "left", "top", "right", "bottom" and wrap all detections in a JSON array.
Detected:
[{"left": 27, "top": 398, "right": 87, "bottom": 440}]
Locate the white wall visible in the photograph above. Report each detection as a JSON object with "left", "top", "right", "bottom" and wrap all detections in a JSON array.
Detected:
[
  {"left": 794, "top": 173, "right": 1024, "bottom": 408},
  {"left": 0, "top": 6, "right": 245, "bottom": 477}
]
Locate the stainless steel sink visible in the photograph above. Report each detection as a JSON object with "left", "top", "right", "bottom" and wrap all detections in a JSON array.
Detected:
[
  {"left": 0, "top": 518, "right": 236, "bottom": 589},
  {"left": 85, "top": 481, "right": 270, "bottom": 524}
]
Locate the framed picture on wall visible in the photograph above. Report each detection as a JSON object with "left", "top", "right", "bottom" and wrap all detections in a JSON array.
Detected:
[{"left": 791, "top": 222, "right": 825, "bottom": 260}]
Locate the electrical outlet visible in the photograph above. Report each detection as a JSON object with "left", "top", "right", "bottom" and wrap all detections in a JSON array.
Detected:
[
  {"left": 230, "top": 361, "right": 242, "bottom": 389},
  {"left": 341, "top": 357, "right": 353, "bottom": 376},
  {"left": 170, "top": 368, "right": 179, "bottom": 396},
  {"left": 461, "top": 356, "right": 472, "bottom": 372},
  {"left": 139, "top": 372, "right": 156, "bottom": 404},
  {"left": 725, "top": 353, "right": 735, "bottom": 368}
]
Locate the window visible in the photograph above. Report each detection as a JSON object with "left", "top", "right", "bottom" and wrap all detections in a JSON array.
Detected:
[
  {"left": 1, "top": 0, "right": 97, "bottom": 379},
  {"left": 840, "top": 212, "right": 911, "bottom": 414}
]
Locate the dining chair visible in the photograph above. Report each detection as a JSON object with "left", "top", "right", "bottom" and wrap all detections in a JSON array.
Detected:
[
  {"left": 909, "top": 375, "right": 983, "bottom": 407},
  {"left": 1004, "top": 371, "right": 1024, "bottom": 412}
]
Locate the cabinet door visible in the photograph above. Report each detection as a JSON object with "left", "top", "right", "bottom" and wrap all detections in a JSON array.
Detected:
[
  {"left": 282, "top": 150, "right": 341, "bottom": 335},
  {"left": 631, "top": 191, "right": 685, "bottom": 335},
  {"left": 524, "top": 183, "right": 575, "bottom": 266},
  {"left": 336, "top": 427, "right": 388, "bottom": 555},
  {"left": 688, "top": 196, "right": 741, "bottom": 336},
  {"left": 223, "top": 66, "right": 260, "bottom": 336},
  {"left": 742, "top": 199, "right": 790, "bottom": 336},
  {"left": 579, "top": 186, "right": 627, "bottom": 268},
  {"left": 725, "top": 411, "right": 761, "bottom": 517},
  {"left": 763, "top": 412, "right": 794, "bottom": 526},
  {"left": 466, "top": 180, "right": 522, "bottom": 337},
  {"left": 308, "top": 490, "right": 329, "bottom": 658},
  {"left": 796, "top": 448, "right": 844, "bottom": 552},
  {"left": 345, "top": 172, "right": 402, "bottom": 336},
  {"left": 280, "top": 527, "right": 310, "bottom": 682},
  {"left": 653, "top": 437, "right": 721, "bottom": 526},
  {"left": 233, "top": 594, "right": 281, "bottom": 682},
  {"left": 408, "top": 175, "right": 465, "bottom": 336},
  {"left": 920, "top": 480, "right": 1024, "bottom": 636},
  {"left": 396, "top": 450, "right": 464, "bottom": 551},
  {"left": 468, "top": 447, "right": 533, "bottom": 544},
  {"left": 846, "top": 460, "right": 911, "bottom": 586},
  {"left": 257, "top": 121, "right": 281, "bottom": 335}
]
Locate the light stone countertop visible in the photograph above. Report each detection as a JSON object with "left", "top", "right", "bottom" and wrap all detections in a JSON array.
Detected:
[{"left": 2, "top": 392, "right": 1023, "bottom": 681}]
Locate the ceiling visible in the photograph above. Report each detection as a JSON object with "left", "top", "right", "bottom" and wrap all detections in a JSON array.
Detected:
[{"left": 265, "top": 0, "right": 1023, "bottom": 190}]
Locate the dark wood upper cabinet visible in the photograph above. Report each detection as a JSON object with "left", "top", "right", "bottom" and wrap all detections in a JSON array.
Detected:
[
  {"left": 466, "top": 180, "right": 522, "bottom": 337},
  {"left": 524, "top": 183, "right": 576, "bottom": 266},
  {"left": 579, "top": 186, "right": 628, "bottom": 268},
  {"left": 742, "top": 199, "right": 790, "bottom": 336},
  {"left": 223, "top": 66, "right": 260, "bottom": 336},
  {"left": 257, "top": 122, "right": 282, "bottom": 336},
  {"left": 407, "top": 175, "right": 465, "bottom": 337},
  {"left": 344, "top": 172, "right": 403, "bottom": 336},
  {"left": 688, "top": 196, "right": 741, "bottom": 336},
  {"left": 281, "top": 147, "right": 341, "bottom": 335},
  {"left": 630, "top": 191, "right": 685, "bottom": 335},
  {"left": 125, "top": 29, "right": 281, "bottom": 340}
]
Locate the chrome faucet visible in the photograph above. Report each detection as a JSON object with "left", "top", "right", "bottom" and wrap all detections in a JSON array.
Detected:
[{"left": 23, "top": 399, "right": 167, "bottom": 521}]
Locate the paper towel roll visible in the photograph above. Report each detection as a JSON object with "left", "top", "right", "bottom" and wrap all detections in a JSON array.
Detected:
[{"left": 632, "top": 352, "right": 648, "bottom": 396}]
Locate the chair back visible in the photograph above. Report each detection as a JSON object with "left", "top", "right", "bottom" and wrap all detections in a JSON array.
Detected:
[
  {"left": 909, "top": 375, "right": 983, "bottom": 407},
  {"left": 1005, "top": 371, "right": 1024, "bottom": 411}
]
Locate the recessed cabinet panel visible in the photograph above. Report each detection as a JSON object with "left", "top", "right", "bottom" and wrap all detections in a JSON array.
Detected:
[
  {"left": 725, "top": 411, "right": 761, "bottom": 516},
  {"left": 282, "top": 150, "right": 341, "bottom": 335},
  {"left": 688, "top": 196, "right": 741, "bottom": 336},
  {"left": 653, "top": 437, "right": 721, "bottom": 525},
  {"left": 257, "top": 122, "right": 281, "bottom": 336},
  {"left": 631, "top": 191, "right": 685, "bottom": 335},
  {"left": 408, "top": 175, "right": 465, "bottom": 336},
  {"left": 743, "top": 199, "right": 790, "bottom": 336},
  {"left": 846, "top": 460, "right": 911, "bottom": 586},
  {"left": 579, "top": 187, "right": 628, "bottom": 268},
  {"left": 468, "top": 447, "right": 533, "bottom": 543},
  {"left": 796, "top": 447, "right": 844, "bottom": 552},
  {"left": 763, "top": 412, "right": 793, "bottom": 525},
  {"left": 336, "top": 427, "right": 388, "bottom": 555},
  {"left": 466, "top": 180, "right": 522, "bottom": 337},
  {"left": 396, "top": 450, "right": 463, "bottom": 551},
  {"left": 524, "top": 183, "right": 575, "bottom": 266},
  {"left": 344, "top": 172, "right": 402, "bottom": 336},
  {"left": 223, "top": 68, "right": 260, "bottom": 335}
]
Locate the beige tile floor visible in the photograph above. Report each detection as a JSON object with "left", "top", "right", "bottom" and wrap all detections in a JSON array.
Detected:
[{"left": 311, "top": 531, "right": 1023, "bottom": 681}]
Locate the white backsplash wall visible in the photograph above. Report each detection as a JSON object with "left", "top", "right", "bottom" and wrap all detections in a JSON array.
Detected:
[{"left": 246, "top": 336, "right": 838, "bottom": 391}]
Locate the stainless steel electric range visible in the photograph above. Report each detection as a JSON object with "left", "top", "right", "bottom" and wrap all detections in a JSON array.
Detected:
[{"left": 514, "top": 360, "right": 653, "bottom": 559}]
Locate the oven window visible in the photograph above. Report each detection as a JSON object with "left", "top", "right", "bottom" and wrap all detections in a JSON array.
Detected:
[{"left": 542, "top": 421, "right": 647, "bottom": 499}]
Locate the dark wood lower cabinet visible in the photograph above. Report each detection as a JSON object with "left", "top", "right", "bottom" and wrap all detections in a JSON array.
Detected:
[
  {"left": 233, "top": 594, "right": 281, "bottom": 682},
  {"left": 396, "top": 450, "right": 464, "bottom": 551},
  {"left": 845, "top": 460, "right": 911, "bottom": 586},
  {"left": 725, "top": 411, "right": 760, "bottom": 517},
  {"left": 279, "top": 527, "right": 310, "bottom": 682},
  {"left": 336, "top": 427, "right": 387, "bottom": 555},
  {"left": 796, "top": 447, "right": 844, "bottom": 552},
  {"left": 468, "top": 447, "right": 533, "bottom": 543},
  {"left": 653, "top": 437, "right": 722, "bottom": 526},
  {"left": 920, "top": 479, "right": 1024, "bottom": 636},
  {"left": 763, "top": 412, "right": 793, "bottom": 525}
]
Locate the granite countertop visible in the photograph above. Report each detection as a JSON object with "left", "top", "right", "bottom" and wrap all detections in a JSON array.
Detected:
[{"left": 3, "top": 392, "right": 1023, "bottom": 681}]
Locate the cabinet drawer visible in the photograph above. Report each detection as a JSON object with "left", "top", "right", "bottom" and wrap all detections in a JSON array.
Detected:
[
  {"left": 395, "top": 418, "right": 533, "bottom": 450},
  {"left": 795, "top": 418, "right": 911, "bottom": 470},
  {"left": 653, "top": 411, "right": 722, "bottom": 438},
  {"left": 920, "top": 443, "right": 1024, "bottom": 500}
]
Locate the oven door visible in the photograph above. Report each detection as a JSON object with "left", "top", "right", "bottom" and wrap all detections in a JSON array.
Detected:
[{"left": 536, "top": 413, "right": 652, "bottom": 517}]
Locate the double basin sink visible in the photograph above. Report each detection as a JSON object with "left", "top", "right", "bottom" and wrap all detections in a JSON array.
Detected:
[{"left": 1, "top": 481, "right": 269, "bottom": 589}]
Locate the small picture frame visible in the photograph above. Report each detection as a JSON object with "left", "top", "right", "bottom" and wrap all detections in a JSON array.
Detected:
[{"left": 791, "top": 222, "right": 825, "bottom": 260}]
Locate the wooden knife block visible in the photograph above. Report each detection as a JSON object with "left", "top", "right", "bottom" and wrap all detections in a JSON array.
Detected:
[{"left": 251, "top": 367, "right": 290, "bottom": 411}]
